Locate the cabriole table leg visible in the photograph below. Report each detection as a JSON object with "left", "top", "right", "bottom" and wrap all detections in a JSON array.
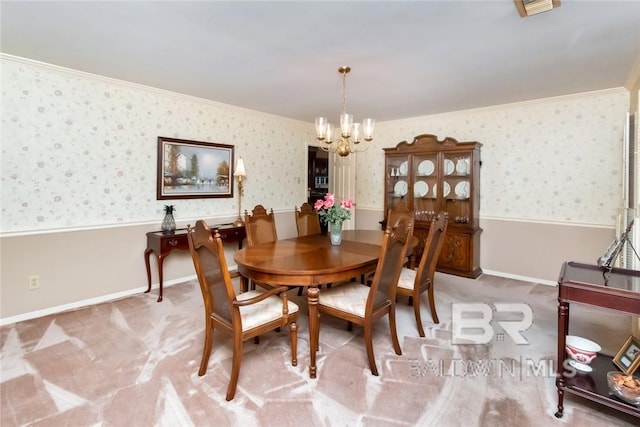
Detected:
[
  {"left": 144, "top": 249, "right": 153, "bottom": 294},
  {"left": 156, "top": 254, "right": 165, "bottom": 302}
]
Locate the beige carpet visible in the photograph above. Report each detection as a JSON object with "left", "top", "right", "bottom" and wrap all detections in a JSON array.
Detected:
[{"left": 1, "top": 272, "right": 638, "bottom": 426}]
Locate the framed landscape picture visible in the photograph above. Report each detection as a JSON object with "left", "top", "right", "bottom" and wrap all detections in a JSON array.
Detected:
[{"left": 157, "top": 137, "right": 234, "bottom": 199}]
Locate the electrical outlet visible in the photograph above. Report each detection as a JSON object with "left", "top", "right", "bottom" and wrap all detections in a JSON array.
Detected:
[{"left": 28, "top": 275, "right": 40, "bottom": 290}]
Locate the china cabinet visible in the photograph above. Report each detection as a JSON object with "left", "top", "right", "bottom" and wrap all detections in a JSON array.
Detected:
[{"left": 383, "top": 134, "right": 482, "bottom": 278}]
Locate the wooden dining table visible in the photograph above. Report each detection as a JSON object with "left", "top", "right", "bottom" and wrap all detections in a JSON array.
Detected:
[{"left": 234, "top": 229, "right": 384, "bottom": 378}]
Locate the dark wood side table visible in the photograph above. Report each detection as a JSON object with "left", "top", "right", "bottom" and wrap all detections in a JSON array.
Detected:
[
  {"left": 555, "top": 261, "right": 640, "bottom": 419},
  {"left": 144, "top": 223, "right": 245, "bottom": 302}
]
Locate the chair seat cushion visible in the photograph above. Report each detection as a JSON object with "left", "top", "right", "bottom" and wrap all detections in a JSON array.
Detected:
[
  {"left": 318, "top": 283, "right": 370, "bottom": 317},
  {"left": 397, "top": 267, "right": 416, "bottom": 290},
  {"left": 237, "top": 290, "right": 299, "bottom": 331}
]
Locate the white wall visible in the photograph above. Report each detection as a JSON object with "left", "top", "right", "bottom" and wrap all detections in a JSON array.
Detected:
[
  {"left": 0, "top": 55, "right": 311, "bottom": 322},
  {"left": 355, "top": 89, "right": 630, "bottom": 283},
  {"left": 1, "top": 55, "right": 314, "bottom": 232},
  {"left": 357, "top": 89, "right": 628, "bottom": 224}
]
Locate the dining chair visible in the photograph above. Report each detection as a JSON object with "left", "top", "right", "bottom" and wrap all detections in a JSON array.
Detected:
[
  {"left": 295, "top": 202, "right": 321, "bottom": 237},
  {"left": 387, "top": 204, "right": 411, "bottom": 228},
  {"left": 361, "top": 207, "right": 414, "bottom": 289},
  {"left": 317, "top": 214, "right": 417, "bottom": 376},
  {"left": 244, "top": 204, "right": 278, "bottom": 247},
  {"left": 396, "top": 212, "right": 448, "bottom": 337},
  {"left": 187, "top": 220, "right": 299, "bottom": 401},
  {"left": 387, "top": 206, "right": 414, "bottom": 265},
  {"left": 294, "top": 202, "right": 323, "bottom": 295},
  {"left": 243, "top": 204, "right": 278, "bottom": 290}
]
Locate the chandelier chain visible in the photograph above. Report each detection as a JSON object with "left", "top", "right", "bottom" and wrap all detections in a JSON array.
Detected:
[{"left": 342, "top": 71, "right": 347, "bottom": 115}]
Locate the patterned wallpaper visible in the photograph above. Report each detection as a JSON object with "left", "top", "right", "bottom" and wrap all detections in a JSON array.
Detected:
[
  {"left": 357, "top": 89, "right": 629, "bottom": 226},
  {"left": 1, "top": 56, "right": 629, "bottom": 233},
  {"left": 1, "top": 56, "right": 314, "bottom": 233}
]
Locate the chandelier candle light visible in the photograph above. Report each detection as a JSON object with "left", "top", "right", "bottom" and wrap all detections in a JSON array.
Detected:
[
  {"left": 315, "top": 66, "right": 375, "bottom": 157},
  {"left": 314, "top": 192, "right": 354, "bottom": 245},
  {"left": 233, "top": 157, "right": 246, "bottom": 227}
]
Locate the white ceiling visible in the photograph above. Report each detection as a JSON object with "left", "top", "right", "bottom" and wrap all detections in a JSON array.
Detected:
[{"left": 2, "top": 1, "right": 639, "bottom": 123}]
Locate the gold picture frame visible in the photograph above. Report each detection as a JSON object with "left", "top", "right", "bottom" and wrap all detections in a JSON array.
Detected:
[
  {"left": 157, "top": 137, "right": 234, "bottom": 200},
  {"left": 613, "top": 335, "right": 640, "bottom": 375}
]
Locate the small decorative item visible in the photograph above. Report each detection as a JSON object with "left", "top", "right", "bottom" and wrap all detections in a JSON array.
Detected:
[
  {"left": 613, "top": 335, "right": 640, "bottom": 375},
  {"left": 606, "top": 371, "right": 640, "bottom": 406},
  {"left": 161, "top": 205, "right": 176, "bottom": 234},
  {"left": 565, "top": 335, "right": 601, "bottom": 373},
  {"left": 314, "top": 193, "right": 354, "bottom": 245}
]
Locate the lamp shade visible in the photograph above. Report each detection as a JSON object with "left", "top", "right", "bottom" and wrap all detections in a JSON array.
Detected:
[{"left": 234, "top": 158, "right": 246, "bottom": 177}]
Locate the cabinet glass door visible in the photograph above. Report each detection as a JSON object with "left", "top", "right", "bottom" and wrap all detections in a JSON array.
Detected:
[
  {"left": 443, "top": 152, "right": 472, "bottom": 225},
  {"left": 385, "top": 155, "right": 411, "bottom": 213},
  {"left": 413, "top": 154, "right": 438, "bottom": 222}
]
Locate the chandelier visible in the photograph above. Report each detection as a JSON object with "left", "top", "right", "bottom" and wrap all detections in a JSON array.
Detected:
[{"left": 314, "top": 66, "right": 375, "bottom": 157}]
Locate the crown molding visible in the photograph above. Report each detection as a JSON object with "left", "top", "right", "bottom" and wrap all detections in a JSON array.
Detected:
[
  {"left": 382, "top": 87, "right": 629, "bottom": 124},
  {"left": 0, "top": 53, "right": 308, "bottom": 124},
  {"left": 625, "top": 50, "right": 640, "bottom": 92}
]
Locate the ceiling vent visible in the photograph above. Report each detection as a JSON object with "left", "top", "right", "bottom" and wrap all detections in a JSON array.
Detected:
[{"left": 514, "top": 0, "right": 561, "bottom": 17}]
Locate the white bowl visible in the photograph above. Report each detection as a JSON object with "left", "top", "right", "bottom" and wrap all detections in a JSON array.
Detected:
[{"left": 566, "top": 335, "right": 601, "bottom": 372}]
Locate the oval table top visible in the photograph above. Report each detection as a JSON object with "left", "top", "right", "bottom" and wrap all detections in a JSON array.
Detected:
[{"left": 234, "top": 230, "right": 383, "bottom": 286}]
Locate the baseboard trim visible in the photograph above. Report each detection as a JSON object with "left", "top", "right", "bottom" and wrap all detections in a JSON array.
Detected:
[
  {"left": 481, "top": 269, "right": 557, "bottom": 287},
  {"left": 0, "top": 268, "right": 547, "bottom": 326},
  {"left": 0, "top": 270, "right": 238, "bottom": 326},
  {"left": 0, "top": 275, "right": 187, "bottom": 326}
]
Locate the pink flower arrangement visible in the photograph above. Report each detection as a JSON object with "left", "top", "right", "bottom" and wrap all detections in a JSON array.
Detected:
[{"left": 314, "top": 193, "right": 354, "bottom": 225}]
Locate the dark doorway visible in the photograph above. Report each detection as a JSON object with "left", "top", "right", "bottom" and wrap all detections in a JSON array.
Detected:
[
  {"left": 308, "top": 146, "right": 329, "bottom": 204},
  {"left": 308, "top": 146, "right": 329, "bottom": 232}
]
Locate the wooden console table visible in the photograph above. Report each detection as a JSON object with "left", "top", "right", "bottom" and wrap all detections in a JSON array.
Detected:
[
  {"left": 144, "top": 223, "right": 245, "bottom": 302},
  {"left": 555, "top": 261, "right": 640, "bottom": 419}
]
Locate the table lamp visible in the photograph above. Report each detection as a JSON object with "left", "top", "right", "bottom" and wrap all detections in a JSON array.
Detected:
[{"left": 233, "top": 157, "right": 246, "bottom": 227}]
